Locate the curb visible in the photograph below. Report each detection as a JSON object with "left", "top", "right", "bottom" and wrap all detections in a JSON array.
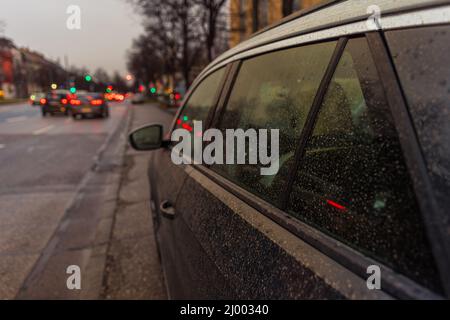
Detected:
[{"left": 16, "top": 106, "right": 133, "bottom": 299}]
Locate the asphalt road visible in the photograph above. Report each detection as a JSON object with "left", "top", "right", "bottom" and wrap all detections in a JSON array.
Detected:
[{"left": 0, "top": 101, "right": 128, "bottom": 299}]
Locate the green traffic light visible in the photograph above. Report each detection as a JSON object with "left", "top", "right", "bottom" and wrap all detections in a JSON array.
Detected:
[
  {"left": 85, "top": 75, "right": 92, "bottom": 82},
  {"left": 150, "top": 87, "right": 156, "bottom": 94},
  {"left": 70, "top": 87, "right": 77, "bottom": 94}
]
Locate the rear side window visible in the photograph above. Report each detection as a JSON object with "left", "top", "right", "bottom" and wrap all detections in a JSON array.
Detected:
[
  {"left": 288, "top": 37, "right": 441, "bottom": 292},
  {"left": 176, "top": 68, "right": 226, "bottom": 134},
  {"left": 386, "top": 26, "right": 450, "bottom": 223},
  {"left": 212, "top": 41, "right": 337, "bottom": 206}
]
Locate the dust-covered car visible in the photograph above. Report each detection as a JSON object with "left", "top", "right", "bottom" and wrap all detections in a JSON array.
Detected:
[{"left": 130, "top": 0, "right": 450, "bottom": 299}]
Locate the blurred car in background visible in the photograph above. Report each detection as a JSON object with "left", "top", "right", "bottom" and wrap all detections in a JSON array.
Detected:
[
  {"left": 70, "top": 92, "right": 109, "bottom": 119},
  {"left": 40, "top": 90, "right": 71, "bottom": 116},
  {"left": 105, "top": 92, "right": 114, "bottom": 102},
  {"left": 157, "top": 91, "right": 183, "bottom": 108},
  {"left": 114, "top": 93, "right": 125, "bottom": 102},
  {"left": 105, "top": 92, "right": 125, "bottom": 102},
  {"left": 29, "top": 92, "right": 46, "bottom": 106},
  {"left": 131, "top": 93, "right": 145, "bottom": 104}
]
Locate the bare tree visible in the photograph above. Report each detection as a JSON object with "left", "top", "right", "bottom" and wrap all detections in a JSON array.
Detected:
[
  {"left": 94, "top": 68, "right": 111, "bottom": 84},
  {"left": 127, "top": 0, "right": 209, "bottom": 87},
  {"left": 127, "top": 34, "right": 165, "bottom": 86},
  {"left": 0, "top": 20, "right": 6, "bottom": 36},
  {"left": 112, "top": 71, "right": 128, "bottom": 92},
  {"left": 128, "top": 0, "right": 222, "bottom": 86},
  {"left": 194, "top": 0, "right": 228, "bottom": 62}
]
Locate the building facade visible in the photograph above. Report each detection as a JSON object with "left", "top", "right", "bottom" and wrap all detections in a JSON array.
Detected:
[
  {"left": 229, "top": 0, "right": 324, "bottom": 47},
  {"left": 0, "top": 38, "right": 17, "bottom": 98},
  {"left": 0, "top": 37, "right": 65, "bottom": 99}
]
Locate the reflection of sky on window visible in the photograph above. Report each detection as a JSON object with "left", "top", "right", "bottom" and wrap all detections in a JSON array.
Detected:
[{"left": 0, "top": 0, "right": 143, "bottom": 74}]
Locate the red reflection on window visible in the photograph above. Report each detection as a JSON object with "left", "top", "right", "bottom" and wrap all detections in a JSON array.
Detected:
[
  {"left": 326, "top": 199, "right": 347, "bottom": 211},
  {"left": 182, "top": 123, "right": 193, "bottom": 132}
]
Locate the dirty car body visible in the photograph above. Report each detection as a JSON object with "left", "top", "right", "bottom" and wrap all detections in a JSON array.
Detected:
[{"left": 131, "top": 0, "right": 450, "bottom": 299}]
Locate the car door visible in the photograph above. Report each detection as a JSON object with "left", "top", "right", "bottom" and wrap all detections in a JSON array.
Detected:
[
  {"left": 150, "top": 67, "right": 228, "bottom": 298},
  {"left": 172, "top": 39, "right": 354, "bottom": 299},
  {"left": 170, "top": 34, "right": 446, "bottom": 299}
]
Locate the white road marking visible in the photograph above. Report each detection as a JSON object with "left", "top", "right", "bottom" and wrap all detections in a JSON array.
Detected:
[
  {"left": 33, "top": 125, "right": 54, "bottom": 135},
  {"left": 6, "top": 116, "right": 28, "bottom": 123}
]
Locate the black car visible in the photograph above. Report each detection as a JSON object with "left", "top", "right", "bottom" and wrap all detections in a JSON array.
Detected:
[
  {"left": 69, "top": 93, "right": 110, "bottom": 119},
  {"left": 129, "top": 1, "right": 450, "bottom": 299},
  {"left": 40, "top": 90, "right": 71, "bottom": 116}
]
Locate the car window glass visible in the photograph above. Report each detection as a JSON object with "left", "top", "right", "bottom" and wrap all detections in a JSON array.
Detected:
[
  {"left": 288, "top": 37, "right": 442, "bottom": 293},
  {"left": 386, "top": 26, "right": 450, "bottom": 224},
  {"left": 212, "top": 41, "right": 337, "bottom": 206},
  {"left": 176, "top": 68, "right": 226, "bottom": 134}
]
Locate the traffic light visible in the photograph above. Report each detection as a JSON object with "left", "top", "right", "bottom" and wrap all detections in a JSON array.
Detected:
[
  {"left": 106, "top": 85, "right": 113, "bottom": 93},
  {"left": 70, "top": 87, "right": 77, "bottom": 94},
  {"left": 85, "top": 75, "right": 92, "bottom": 82},
  {"left": 150, "top": 87, "right": 156, "bottom": 94}
]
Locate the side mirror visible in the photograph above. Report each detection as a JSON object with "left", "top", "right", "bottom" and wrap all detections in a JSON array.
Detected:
[{"left": 129, "top": 124, "right": 164, "bottom": 151}]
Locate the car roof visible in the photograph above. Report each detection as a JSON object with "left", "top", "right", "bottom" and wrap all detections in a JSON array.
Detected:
[
  {"left": 51, "top": 90, "right": 69, "bottom": 94},
  {"left": 78, "top": 92, "right": 101, "bottom": 95},
  {"left": 196, "top": 0, "right": 449, "bottom": 82}
]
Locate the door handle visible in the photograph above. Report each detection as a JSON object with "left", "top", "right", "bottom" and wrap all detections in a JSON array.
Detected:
[{"left": 160, "top": 200, "right": 176, "bottom": 219}]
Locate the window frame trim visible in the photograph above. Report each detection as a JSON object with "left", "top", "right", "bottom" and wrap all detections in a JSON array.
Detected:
[{"left": 366, "top": 29, "right": 450, "bottom": 297}]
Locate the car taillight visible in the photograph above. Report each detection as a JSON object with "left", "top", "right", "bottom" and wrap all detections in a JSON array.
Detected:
[
  {"left": 40, "top": 98, "right": 47, "bottom": 105},
  {"left": 90, "top": 99, "right": 103, "bottom": 106},
  {"left": 70, "top": 99, "right": 81, "bottom": 105},
  {"left": 61, "top": 99, "right": 68, "bottom": 104}
]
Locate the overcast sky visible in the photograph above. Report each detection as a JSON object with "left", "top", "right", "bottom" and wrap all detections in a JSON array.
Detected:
[{"left": 0, "top": 0, "right": 143, "bottom": 75}]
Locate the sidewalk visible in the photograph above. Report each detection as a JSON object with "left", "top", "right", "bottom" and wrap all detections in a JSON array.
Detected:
[
  {"left": 16, "top": 105, "right": 131, "bottom": 299},
  {"left": 101, "top": 103, "right": 174, "bottom": 299},
  {"left": 14, "top": 102, "right": 174, "bottom": 299},
  {"left": 0, "top": 99, "right": 27, "bottom": 106}
]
